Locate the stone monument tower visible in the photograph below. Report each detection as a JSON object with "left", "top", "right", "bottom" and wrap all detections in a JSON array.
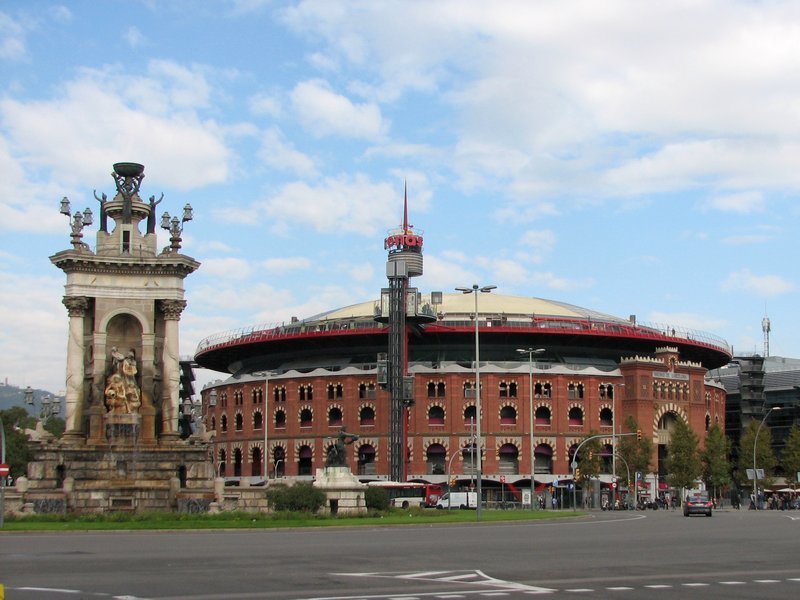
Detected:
[
  {"left": 20, "top": 162, "right": 215, "bottom": 513},
  {"left": 51, "top": 162, "right": 199, "bottom": 444}
]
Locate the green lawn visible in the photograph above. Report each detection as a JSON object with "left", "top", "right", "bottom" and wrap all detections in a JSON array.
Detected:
[{"left": 1, "top": 508, "right": 584, "bottom": 531}]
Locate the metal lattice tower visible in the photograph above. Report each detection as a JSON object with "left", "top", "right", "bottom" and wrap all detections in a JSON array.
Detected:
[
  {"left": 379, "top": 185, "right": 427, "bottom": 482},
  {"left": 762, "top": 316, "right": 771, "bottom": 358}
]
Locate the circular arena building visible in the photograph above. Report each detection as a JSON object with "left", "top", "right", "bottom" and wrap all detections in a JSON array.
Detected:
[{"left": 195, "top": 292, "right": 731, "bottom": 505}]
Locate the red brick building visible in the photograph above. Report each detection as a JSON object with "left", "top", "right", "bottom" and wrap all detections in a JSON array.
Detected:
[{"left": 195, "top": 294, "right": 729, "bottom": 496}]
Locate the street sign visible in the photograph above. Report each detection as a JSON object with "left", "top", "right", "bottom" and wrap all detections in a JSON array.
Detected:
[
  {"left": 499, "top": 475, "right": 506, "bottom": 483},
  {"left": 612, "top": 482, "right": 617, "bottom": 489},
  {"left": 0, "top": 464, "right": 9, "bottom": 476}
]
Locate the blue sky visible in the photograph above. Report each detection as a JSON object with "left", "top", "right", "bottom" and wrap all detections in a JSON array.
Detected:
[{"left": 1, "top": 0, "right": 799, "bottom": 395}]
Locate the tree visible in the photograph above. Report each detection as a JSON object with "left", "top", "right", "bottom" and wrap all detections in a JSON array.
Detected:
[
  {"left": 700, "top": 424, "right": 730, "bottom": 500},
  {"left": 665, "top": 417, "right": 701, "bottom": 491},
  {"left": 1, "top": 407, "right": 36, "bottom": 479},
  {"left": 617, "top": 416, "right": 653, "bottom": 481},
  {"left": 577, "top": 432, "right": 604, "bottom": 483},
  {"left": 44, "top": 417, "right": 66, "bottom": 438},
  {"left": 737, "top": 419, "right": 777, "bottom": 490},
  {"left": 780, "top": 424, "right": 800, "bottom": 489}
]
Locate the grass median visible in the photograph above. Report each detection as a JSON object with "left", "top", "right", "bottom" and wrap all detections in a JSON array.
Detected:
[{"left": 1, "top": 508, "right": 584, "bottom": 532}]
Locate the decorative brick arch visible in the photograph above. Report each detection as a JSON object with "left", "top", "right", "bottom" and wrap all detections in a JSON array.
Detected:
[
  {"left": 495, "top": 437, "right": 521, "bottom": 457},
  {"left": 269, "top": 440, "right": 286, "bottom": 459},
  {"left": 358, "top": 401, "right": 376, "bottom": 413},
  {"left": 498, "top": 401, "right": 518, "bottom": 416},
  {"left": 327, "top": 402, "right": 344, "bottom": 414},
  {"left": 653, "top": 403, "right": 688, "bottom": 426},
  {"left": 298, "top": 404, "right": 313, "bottom": 423},
  {"left": 567, "top": 402, "right": 583, "bottom": 412},
  {"left": 426, "top": 400, "right": 447, "bottom": 416},
  {"left": 293, "top": 439, "right": 315, "bottom": 461},
  {"left": 357, "top": 438, "right": 379, "bottom": 461},
  {"left": 230, "top": 441, "right": 244, "bottom": 453},
  {"left": 565, "top": 437, "right": 582, "bottom": 460},
  {"left": 423, "top": 437, "right": 449, "bottom": 453},
  {"left": 251, "top": 408, "right": 263, "bottom": 427},
  {"left": 248, "top": 443, "right": 263, "bottom": 461}
]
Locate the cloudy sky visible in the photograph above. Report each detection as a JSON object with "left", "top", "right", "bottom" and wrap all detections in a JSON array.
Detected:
[{"left": 2, "top": 0, "right": 799, "bottom": 395}]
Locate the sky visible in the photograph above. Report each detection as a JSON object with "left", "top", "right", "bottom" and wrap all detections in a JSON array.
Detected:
[{"left": 1, "top": 0, "right": 799, "bottom": 397}]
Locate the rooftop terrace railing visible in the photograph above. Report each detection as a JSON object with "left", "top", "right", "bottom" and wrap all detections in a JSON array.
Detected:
[{"left": 195, "top": 314, "right": 731, "bottom": 357}]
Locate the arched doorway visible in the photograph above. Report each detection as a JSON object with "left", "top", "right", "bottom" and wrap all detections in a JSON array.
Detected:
[
  {"left": 657, "top": 412, "right": 681, "bottom": 482},
  {"left": 426, "top": 443, "right": 446, "bottom": 474},
  {"left": 498, "top": 443, "right": 519, "bottom": 474}
]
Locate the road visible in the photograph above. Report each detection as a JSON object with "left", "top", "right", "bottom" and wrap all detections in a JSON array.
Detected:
[{"left": 2, "top": 508, "right": 799, "bottom": 599}]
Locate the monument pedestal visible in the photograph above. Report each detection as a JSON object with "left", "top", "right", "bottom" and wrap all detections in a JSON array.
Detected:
[{"left": 313, "top": 467, "right": 367, "bottom": 516}]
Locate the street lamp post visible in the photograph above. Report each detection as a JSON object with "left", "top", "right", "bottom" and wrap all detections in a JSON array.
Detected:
[
  {"left": 456, "top": 284, "right": 496, "bottom": 521},
  {"left": 517, "top": 348, "right": 545, "bottom": 508},
  {"left": 753, "top": 406, "right": 781, "bottom": 509},
  {"left": 611, "top": 383, "right": 625, "bottom": 485},
  {"left": 1, "top": 413, "right": 7, "bottom": 528}
]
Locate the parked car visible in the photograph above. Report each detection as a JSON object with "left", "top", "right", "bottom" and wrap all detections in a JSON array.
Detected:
[{"left": 684, "top": 492, "right": 713, "bottom": 517}]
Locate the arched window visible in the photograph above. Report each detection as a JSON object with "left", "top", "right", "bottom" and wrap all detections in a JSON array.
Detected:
[
  {"left": 428, "top": 405, "right": 445, "bottom": 425},
  {"left": 437, "top": 382, "right": 446, "bottom": 397},
  {"left": 705, "top": 414, "right": 711, "bottom": 431},
  {"left": 498, "top": 443, "right": 519, "bottom": 474},
  {"left": 359, "top": 383, "right": 376, "bottom": 399},
  {"left": 427, "top": 381, "right": 436, "bottom": 397},
  {"left": 360, "top": 406, "right": 375, "bottom": 426},
  {"left": 233, "top": 448, "right": 243, "bottom": 477},
  {"left": 220, "top": 414, "right": 228, "bottom": 432},
  {"left": 328, "top": 406, "right": 343, "bottom": 427},
  {"left": 298, "top": 446, "right": 313, "bottom": 476},
  {"left": 218, "top": 449, "right": 227, "bottom": 477},
  {"left": 534, "top": 405, "right": 551, "bottom": 426},
  {"left": 253, "top": 411, "right": 263, "bottom": 430},
  {"left": 500, "top": 405, "right": 517, "bottom": 425},
  {"left": 568, "top": 406, "right": 584, "bottom": 426},
  {"left": 275, "top": 409, "right": 286, "bottom": 429},
  {"left": 235, "top": 413, "right": 244, "bottom": 431},
  {"left": 464, "top": 405, "right": 477, "bottom": 425},
  {"left": 534, "top": 444, "right": 553, "bottom": 475},
  {"left": 210, "top": 416, "right": 216, "bottom": 431},
  {"left": 599, "top": 407, "right": 613, "bottom": 427},
  {"left": 300, "top": 408, "right": 313, "bottom": 428},
  {"left": 426, "top": 443, "right": 446, "bottom": 474},
  {"left": 273, "top": 447, "right": 286, "bottom": 478},
  {"left": 357, "top": 444, "right": 376, "bottom": 476},
  {"left": 251, "top": 446, "right": 262, "bottom": 477}
]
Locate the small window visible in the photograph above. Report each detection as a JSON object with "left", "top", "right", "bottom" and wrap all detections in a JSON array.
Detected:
[
  {"left": 300, "top": 408, "right": 313, "bottom": 427},
  {"left": 500, "top": 405, "right": 517, "bottom": 425},
  {"left": 275, "top": 410, "right": 286, "bottom": 429}
]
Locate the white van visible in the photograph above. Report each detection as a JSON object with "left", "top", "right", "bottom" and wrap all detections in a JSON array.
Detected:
[{"left": 435, "top": 491, "right": 478, "bottom": 509}]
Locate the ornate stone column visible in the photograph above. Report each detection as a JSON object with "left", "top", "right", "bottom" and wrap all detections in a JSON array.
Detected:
[
  {"left": 159, "top": 299, "right": 186, "bottom": 439},
  {"left": 62, "top": 296, "right": 89, "bottom": 438}
]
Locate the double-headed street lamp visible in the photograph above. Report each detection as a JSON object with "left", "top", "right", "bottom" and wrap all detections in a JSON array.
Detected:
[
  {"left": 753, "top": 406, "right": 781, "bottom": 509},
  {"left": 517, "top": 347, "right": 545, "bottom": 507},
  {"left": 455, "top": 284, "right": 496, "bottom": 520}
]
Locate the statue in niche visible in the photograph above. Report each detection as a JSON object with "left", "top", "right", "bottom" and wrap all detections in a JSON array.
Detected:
[{"left": 104, "top": 347, "right": 142, "bottom": 414}]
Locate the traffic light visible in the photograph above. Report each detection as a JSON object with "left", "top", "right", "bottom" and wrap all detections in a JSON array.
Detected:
[
  {"left": 575, "top": 468, "right": 581, "bottom": 479},
  {"left": 636, "top": 429, "right": 642, "bottom": 441},
  {"left": 588, "top": 450, "right": 593, "bottom": 460}
]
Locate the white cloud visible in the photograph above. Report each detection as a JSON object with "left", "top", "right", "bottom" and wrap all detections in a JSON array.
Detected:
[
  {"left": 520, "top": 229, "right": 557, "bottom": 253},
  {"left": 0, "top": 271, "right": 68, "bottom": 392},
  {"left": 257, "top": 127, "right": 318, "bottom": 177},
  {"left": 721, "top": 268, "right": 794, "bottom": 297},
  {"left": 290, "top": 79, "right": 388, "bottom": 140},
  {"left": 648, "top": 311, "right": 727, "bottom": 332},
  {"left": 248, "top": 92, "right": 282, "bottom": 117},
  {"left": 0, "top": 11, "right": 26, "bottom": 60},
  {"left": 259, "top": 174, "right": 400, "bottom": 235},
  {"left": 348, "top": 262, "right": 374, "bottom": 283},
  {"left": 0, "top": 65, "right": 230, "bottom": 190},
  {"left": 124, "top": 26, "right": 145, "bottom": 48},
  {"left": 703, "top": 192, "right": 765, "bottom": 214},
  {"left": 261, "top": 257, "right": 312, "bottom": 273},
  {"left": 198, "top": 257, "right": 253, "bottom": 280}
]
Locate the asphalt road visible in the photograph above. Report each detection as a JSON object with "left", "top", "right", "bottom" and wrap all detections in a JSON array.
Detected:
[{"left": 2, "top": 508, "right": 799, "bottom": 599}]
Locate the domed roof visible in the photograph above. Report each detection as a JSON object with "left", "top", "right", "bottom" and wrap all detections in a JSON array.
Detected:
[{"left": 308, "top": 293, "right": 630, "bottom": 325}]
